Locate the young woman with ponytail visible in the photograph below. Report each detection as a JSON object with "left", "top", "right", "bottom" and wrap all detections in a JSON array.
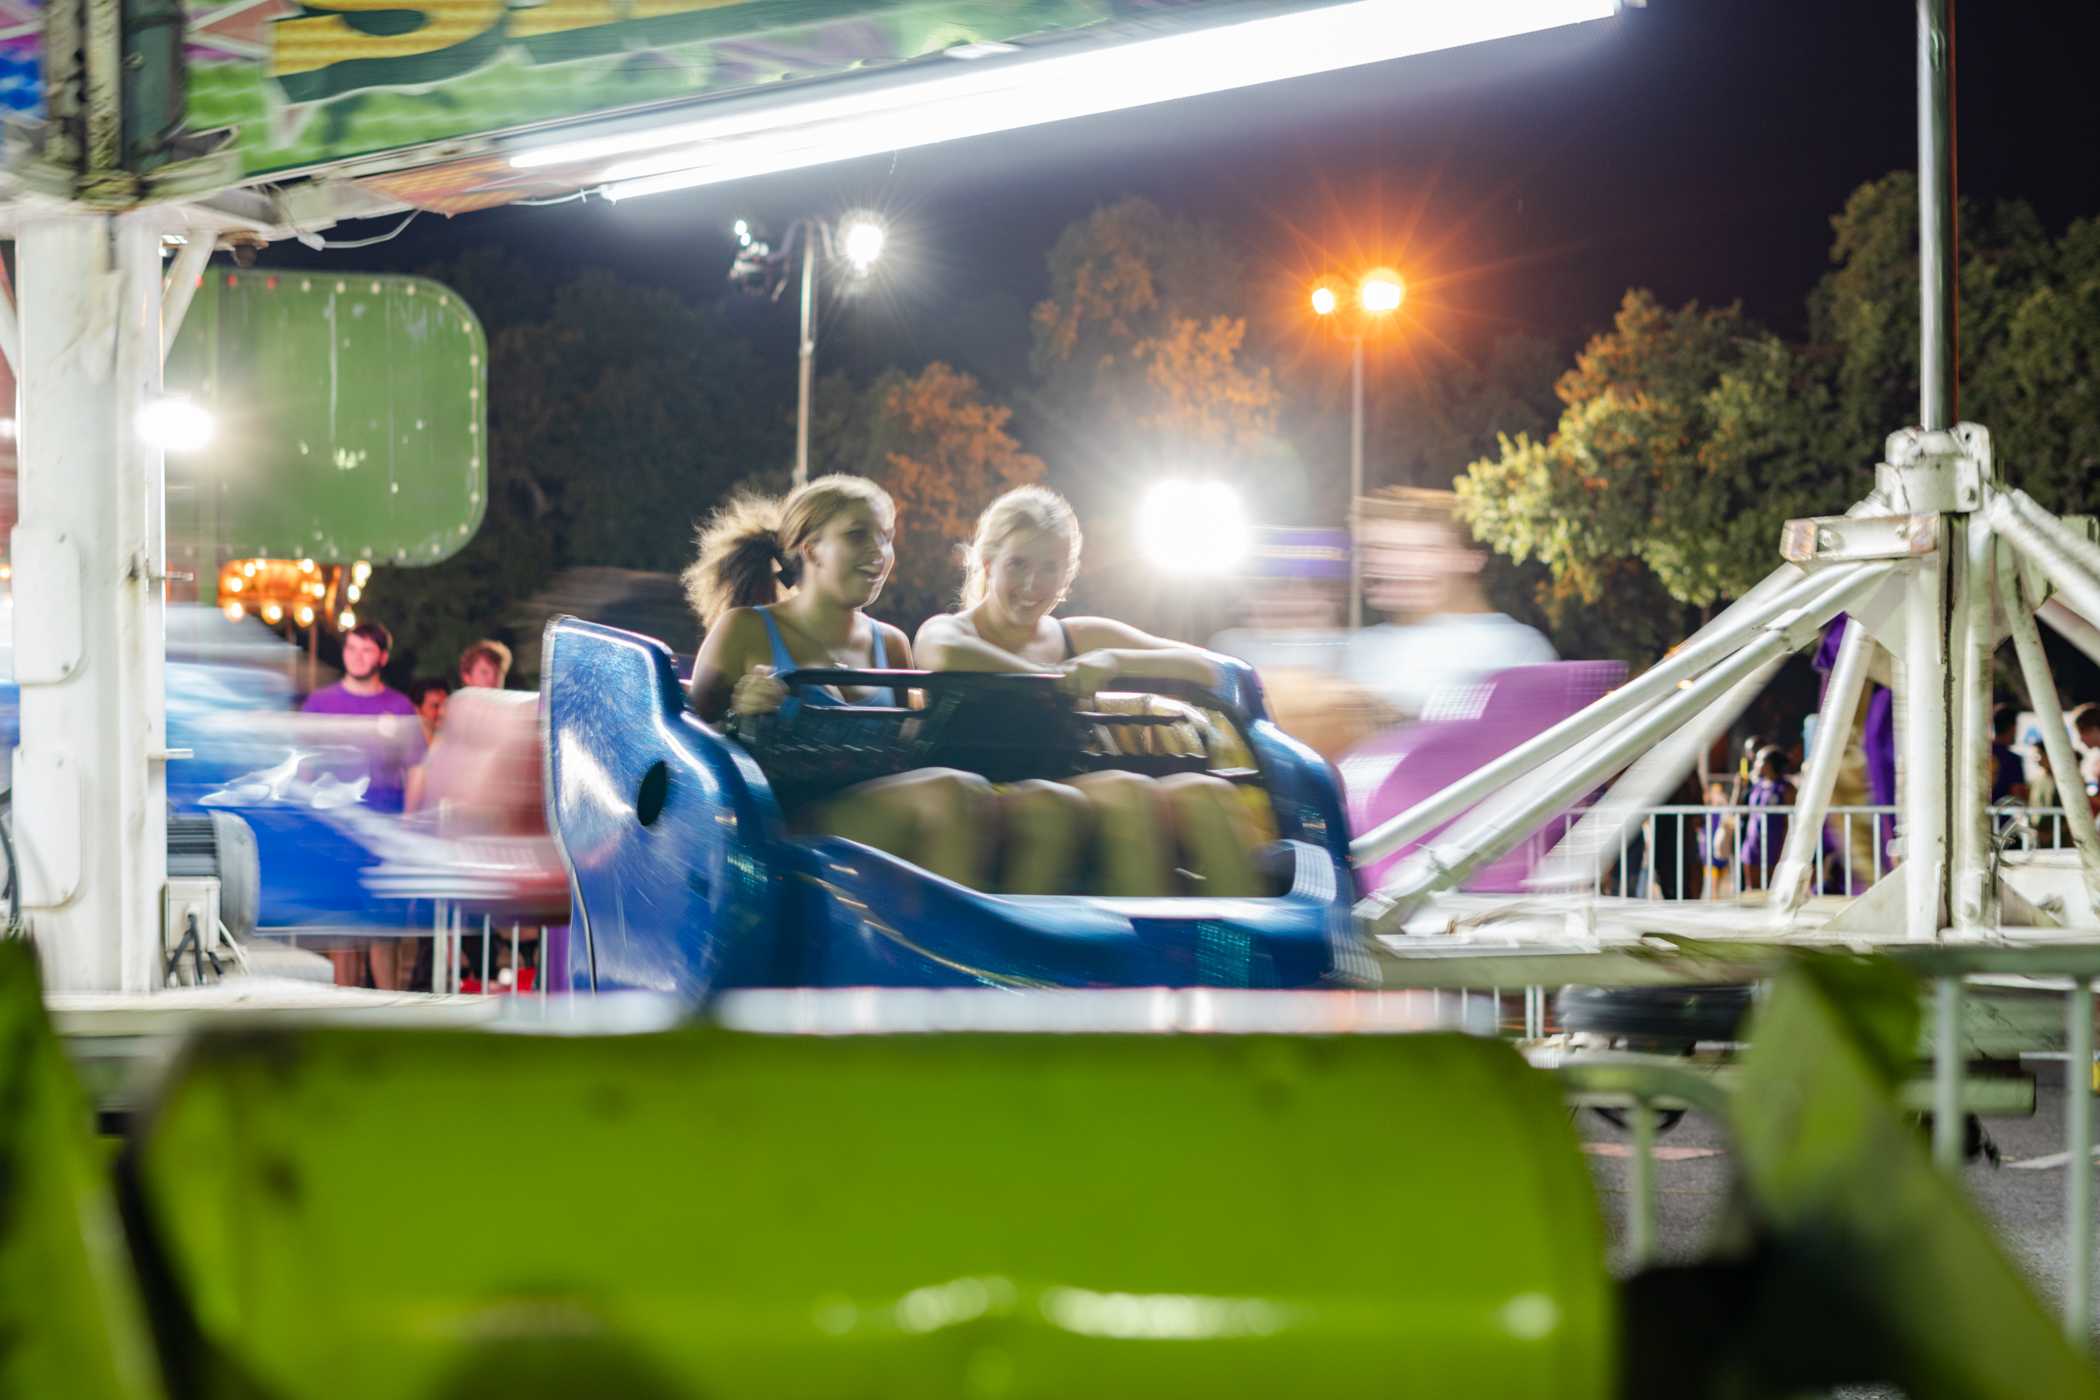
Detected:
[
  {"left": 684, "top": 474, "right": 993, "bottom": 886},
  {"left": 914, "top": 485, "right": 1267, "bottom": 898}
]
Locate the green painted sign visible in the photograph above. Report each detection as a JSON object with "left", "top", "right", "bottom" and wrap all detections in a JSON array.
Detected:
[
  {"left": 164, "top": 272, "right": 487, "bottom": 566},
  {"left": 183, "top": 0, "right": 1114, "bottom": 181}
]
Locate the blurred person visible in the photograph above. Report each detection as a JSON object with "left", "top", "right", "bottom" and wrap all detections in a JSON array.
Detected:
[
  {"left": 412, "top": 678, "right": 450, "bottom": 745},
  {"left": 1736, "top": 746, "right": 1793, "bottom": 892},
  {"left": 1699, "top": 780, "right": 1739, "bottom": 899},
  {"left": 1991, "top": 702, "right": 2029, "bottom": 805},
  {"left": 1209, "top": 529, "right": 1381, "bottom": 763},
  {"left": 300, "top": 620, "right": 424, "bottom": 988},
  {"left": 916, "top": 485, "right": 1266, "bottom": 897},
  {"left": 2074, "top": 704, "right": 2100, "bottom": 805},
  {"left": 301, "top": 621, "right": 422, "bottom": 808},
  {"left": 459, "top": 638, "right": 512, "bottom": 690},
  {"left": 1343, "top": 490, "right": 1555, "bottom": 720},
  {"left": 686, "top": 475, "right": 994, "bottom": 887}
]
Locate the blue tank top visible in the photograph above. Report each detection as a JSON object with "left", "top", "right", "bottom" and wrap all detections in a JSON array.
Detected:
[{"left": 756, "top": 606, "right": 896, "bottom": 708}]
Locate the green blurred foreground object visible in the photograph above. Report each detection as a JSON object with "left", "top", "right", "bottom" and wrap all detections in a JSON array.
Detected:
[
  {"left": 128, "top": 1026, "right": 1613, "bottom": 1400},
  {"left": 0, "top": 941, "right": 162, "bottom": 1400},
  {"left": 10, "top": 937, "right": 2100, "bottom": 1398}
]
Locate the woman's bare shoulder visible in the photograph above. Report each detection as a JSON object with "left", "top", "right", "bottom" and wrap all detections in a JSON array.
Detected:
[{"left": 913, "top": 610, "right": 978, "bottom": 646}]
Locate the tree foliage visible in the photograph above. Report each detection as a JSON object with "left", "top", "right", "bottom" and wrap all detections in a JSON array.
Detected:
[
  {"left": 370, "top": 259, "right": 786, "bottom": 681},
  {"left": 1458, "top": 290, "right": 1851, "bottom": 608},
  {"left": 1458, "top": 171, "right": 2100, "bottom": 635},
  {"left": 811, "top": 362, "right": 1044, "bottom": 629}
]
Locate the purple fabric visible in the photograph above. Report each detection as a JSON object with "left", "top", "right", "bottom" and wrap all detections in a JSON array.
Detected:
[
  {"left": 301, "top": 682, "right": 417, "bottom": 718},
  {"left": 1822, "top": 616, "right": 1898, "bottom": 865},
  {"left": 299, "top": 682, "right": 422, "bottom": 811},
  {"left": 1738, "top": 777, "right": 1790, "bottom": 871}
]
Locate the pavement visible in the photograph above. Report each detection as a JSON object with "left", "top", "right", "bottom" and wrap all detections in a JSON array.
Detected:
[{"left": 1579, "top": 1063, "right": 2098, "bottom": 1396}]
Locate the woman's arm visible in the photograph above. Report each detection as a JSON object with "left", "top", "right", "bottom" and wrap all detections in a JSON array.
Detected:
[
  {"left": 913, "top": 613, "right": 1057, "bottom": 674},
  {"left": 1062, "top": 617, "right": 1229, "bottom": 688},
  {"left": 687, "top": 610, "right": 771, "bottom": 722}
]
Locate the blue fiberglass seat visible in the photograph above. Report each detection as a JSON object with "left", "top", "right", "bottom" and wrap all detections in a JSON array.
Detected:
[{"left": 540, "top": 617, "right": 1370, "bottom": 1000}]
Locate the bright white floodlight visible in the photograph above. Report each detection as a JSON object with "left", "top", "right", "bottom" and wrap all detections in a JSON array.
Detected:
[
  {"left": 1139, "top": 480, "right": 1250, "bottom": 576},
  {"left": 840, "top": 218, "right": 886, "bottom": 273},
  {"left": 139, "top": 395, "right": 214, "bottom": 453}
]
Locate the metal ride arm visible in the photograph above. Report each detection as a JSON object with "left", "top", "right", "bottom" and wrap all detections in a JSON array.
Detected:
[
  {"left": 1358, "top": 563, "right": 1894, "bottom": 933},
  {"left": 1765, "top": 614, "right": 1874, "bottom": 917},
  {"left": 1349, "top": 561, "right": 1880, "bottom": 871},
  {"left": 2000, "top": 564, "right": 2100, "bottom": 917}
]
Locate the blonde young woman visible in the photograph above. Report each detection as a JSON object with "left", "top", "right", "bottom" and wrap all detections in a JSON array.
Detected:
[
  {"left": 685, "top": 475, "right": 992, "bottom": 886},
  {"left": 915, "top": 485, "right": 1266, "bottom": 897}
]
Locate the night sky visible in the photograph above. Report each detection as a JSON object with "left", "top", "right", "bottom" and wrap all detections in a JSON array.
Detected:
[{"left": 258, "top": 1, "right": 2100, "bottom": 379}]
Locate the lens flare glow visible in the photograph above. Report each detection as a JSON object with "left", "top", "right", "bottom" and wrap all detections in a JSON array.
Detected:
[{"left": 1138, "top": 480, "right": 1250, "bottom": 576}]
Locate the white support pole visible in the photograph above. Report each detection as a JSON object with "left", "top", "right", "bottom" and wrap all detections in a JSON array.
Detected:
[
  {"left": 1900, "top": 529, "right": 1950, "bottom": 941},
  {"left": 793, "top": 222, "right": 817, "bottom": 489},
  {"left": 2067, "top": 977, "right": 2094, "bottom": 1344},
  {"left": 1770, "top": 618, "right": 1874, "bottom": 917},
  {"left": 12, "top": 212, "right": 170, "bottom": 993},
  {"left": 0, "top": 271, "right": 18, "bottom": 376},
  {"left": 1934, "top": 975, "right": 1965, "bottom": 1169},
  {"left": 160, "top": 237, "right": 213, "bottom": 362},
  {"left": 1351, "top": 562, "right": 1875, "bottom": 867},
  {"left": 2002, "top": 566, "right": 2100, "bottom": 915},
  {"left": 1949, "top": 513, "right": 1997, "bottom": 932}
]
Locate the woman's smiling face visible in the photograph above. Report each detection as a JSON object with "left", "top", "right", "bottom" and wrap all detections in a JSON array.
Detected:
[
  {"left": 801, "top": 500, "right": 895, "bottom": 608},
  {"left": 985, "top": 528, "right": 1074, "bottom": 624}
]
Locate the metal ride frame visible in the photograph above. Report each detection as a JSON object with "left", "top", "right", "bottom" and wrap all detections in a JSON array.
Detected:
[{"left": 1345, "top": 0, "right": 2100, "bottom": 1340}]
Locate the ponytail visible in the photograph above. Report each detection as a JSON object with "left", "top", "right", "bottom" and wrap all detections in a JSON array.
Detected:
[
  {"left": 684, "top": 493, "right": 788, "bottom": 629},
  {"left": 684, "top": 474, "right": 896, "bottom": 630}
]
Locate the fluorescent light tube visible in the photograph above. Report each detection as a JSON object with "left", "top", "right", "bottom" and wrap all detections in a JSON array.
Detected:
[{"left": 516, "top": 0, "right": 1619, "bottom": 199}]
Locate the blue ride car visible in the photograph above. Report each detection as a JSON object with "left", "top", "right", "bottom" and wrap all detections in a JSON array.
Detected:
[{"left": 540, "top": 616, "right": 1371, "bottom": 999}]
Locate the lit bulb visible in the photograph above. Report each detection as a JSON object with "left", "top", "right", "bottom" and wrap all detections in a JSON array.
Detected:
[
  {"left": 346, "top": 584, "right": 362, "bottom": 603},
  {"left": 225, "top": 575, "right": 244, "bottom": 593},
  {"left": 299, "top": 559, "right": 316, "bottom": 574},
  {"left": 351, "top": 561, "right": 371, "bottom": 584},
  {"left": 222, "top": 601, "right": 244, "bottom": 622},
  {"left": 1310, "top": 285, "right": 1338, "bottom": 316},
  {"left": 242, "top": 561, "right": 258, "bottom": 578},
  {"left": 840, "top": 218, "right": 885, "bottom": 272},
  {"left": 338, "top": 608, "right": 357, "bottom": 630},
  {"left": 262, "top": 602, "right": 284, "bottom": 624},
  {"left": 295, "top": 604, "right": 315, "bottom": 628}
]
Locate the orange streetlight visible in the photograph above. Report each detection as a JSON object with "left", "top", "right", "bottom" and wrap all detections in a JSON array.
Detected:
[
  {"left": 1359, "top": 267, "right": 1405, "bottom": 315},
  {"left": 1309, "top": 266, "right": 1407, "bottom": 627}
]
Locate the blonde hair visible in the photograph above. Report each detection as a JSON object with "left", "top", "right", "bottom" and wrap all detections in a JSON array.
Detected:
[
  {"left": 684, "top": 474, "right": 896, "bottom": 629},
  {"left": 961, "top": 485, "right": 1083, "bottom": 609}
]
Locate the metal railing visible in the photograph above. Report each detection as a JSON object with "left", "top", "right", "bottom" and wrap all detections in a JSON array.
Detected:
[{"left": 1540, "top": 802, "right": 2081, "bottom": 901}]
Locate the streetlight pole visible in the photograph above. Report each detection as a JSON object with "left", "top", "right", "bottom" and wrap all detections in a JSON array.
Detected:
[
  {"left": 1349, "top": 333, "right": 1365, "bottom": 629},
  {"left": 794, "top": 220, "right": 818, "bottom": 489},
  {"left": 1312, "top": 267, "right": 1401, "bottom": 630}
]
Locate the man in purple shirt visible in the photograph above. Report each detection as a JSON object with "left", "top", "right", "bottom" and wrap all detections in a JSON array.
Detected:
[{"left": 301, "top": 620, "right": 423, "bottom": 988}]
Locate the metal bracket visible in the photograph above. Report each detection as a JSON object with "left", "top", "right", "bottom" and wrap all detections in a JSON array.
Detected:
[
  {"left": 1875, "top": 422, "right": 1991, "bottom": 515},
  {"left": 1782, "top": 513, "right": 1939, "bottom": 565}
]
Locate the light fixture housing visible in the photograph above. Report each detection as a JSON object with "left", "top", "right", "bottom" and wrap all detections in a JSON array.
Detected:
[{"left": 508, "top": 0, "right": 1619, "bottom": 202}]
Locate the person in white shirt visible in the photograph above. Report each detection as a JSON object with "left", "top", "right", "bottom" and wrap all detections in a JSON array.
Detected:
[{"left": 1341, "top": 489, "right": 1556, "bottom": 720}]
